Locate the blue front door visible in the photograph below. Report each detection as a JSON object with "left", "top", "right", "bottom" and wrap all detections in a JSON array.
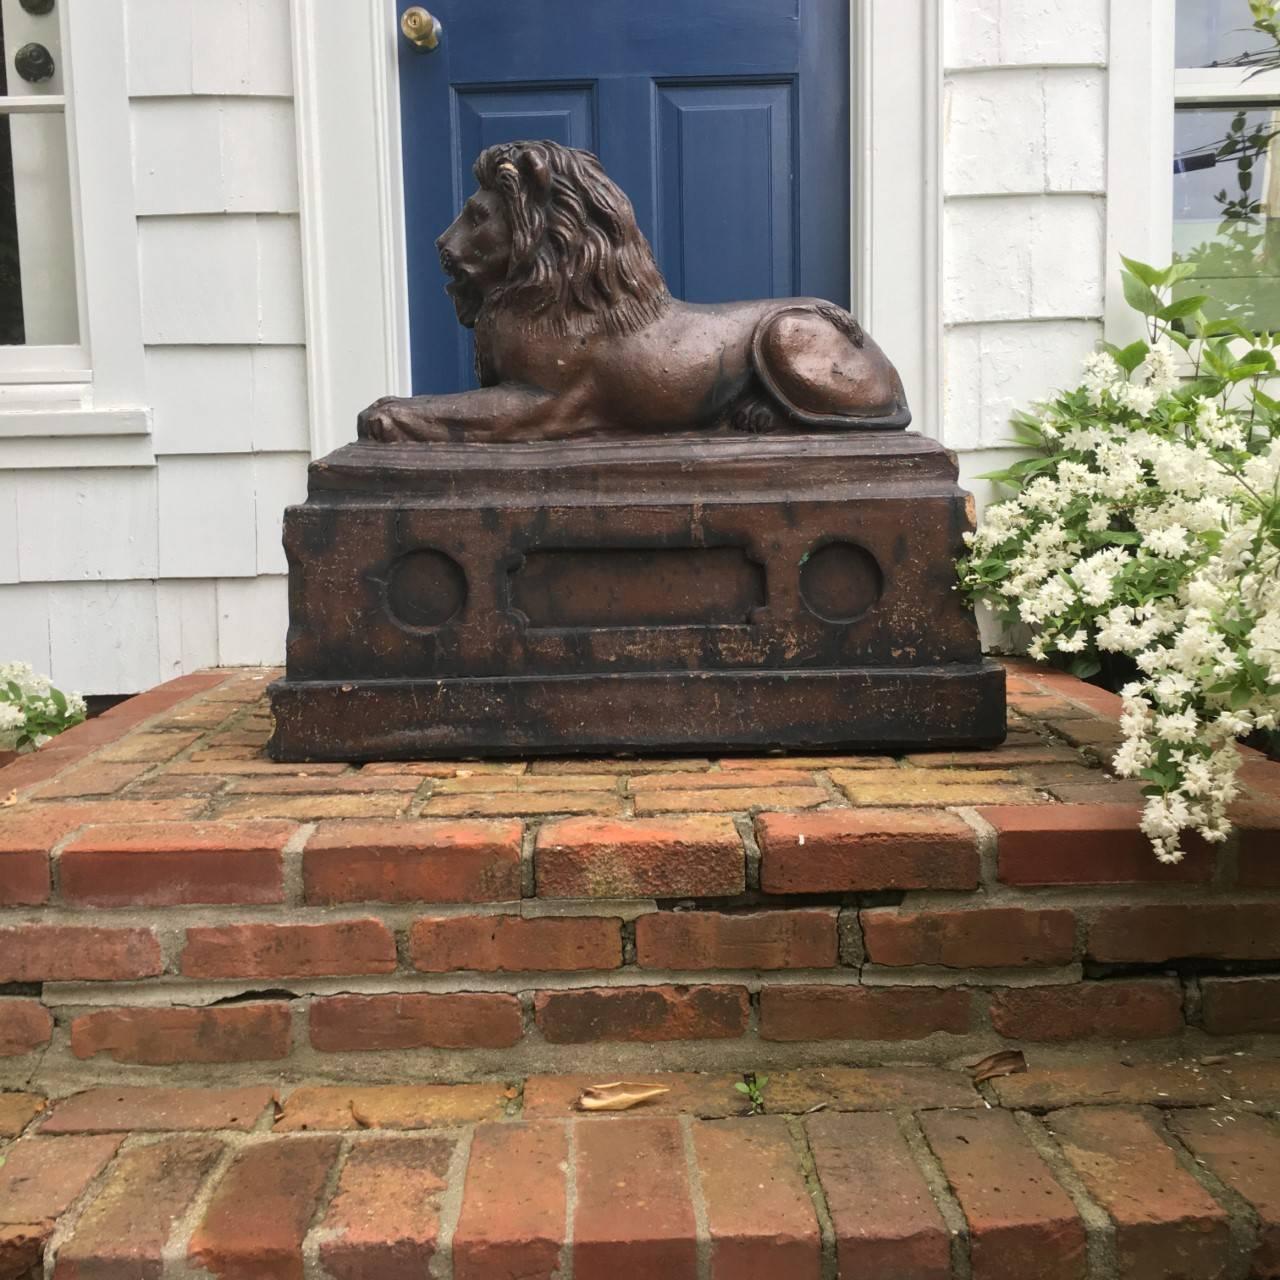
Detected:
[{"left": 397, "top": 0, "right": 850, "bottom": 394}]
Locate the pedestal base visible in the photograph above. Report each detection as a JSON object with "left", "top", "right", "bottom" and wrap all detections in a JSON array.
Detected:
[{"left": 269, "top": 432, "right": 1005, "bottom": 760}]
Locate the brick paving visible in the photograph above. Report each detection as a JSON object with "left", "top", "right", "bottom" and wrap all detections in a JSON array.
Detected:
[
  {"left": 0, "top": 1055, "right": 1277, "bottom": 1277},
  {"left": 0, "top": 661, "right": 1278, "bottom": 1082}
]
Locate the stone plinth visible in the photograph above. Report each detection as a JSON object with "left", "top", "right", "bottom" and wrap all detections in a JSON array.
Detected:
[{"left": 268, "top": 432, "right": 1004, "bottom": 760}]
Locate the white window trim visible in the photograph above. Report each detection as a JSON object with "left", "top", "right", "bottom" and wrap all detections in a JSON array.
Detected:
[
  {"left": 0, "top": 0, "right": 151, "bottom": 469},
  {"left": 1106, "top": 0, "right": 1280, "bottom": 347},
  {"left": 291, "top": 0, "right": 943, "bottom": 458}
]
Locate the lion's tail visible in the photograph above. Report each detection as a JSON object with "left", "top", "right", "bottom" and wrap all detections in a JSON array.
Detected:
[{"left": 748, "top": 303, "right": 911, "bottom": 431}]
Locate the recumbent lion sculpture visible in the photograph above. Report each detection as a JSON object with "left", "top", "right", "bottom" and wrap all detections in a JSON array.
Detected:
[{"left": 357, "top": 139, "right": 909, "bottom": 444}]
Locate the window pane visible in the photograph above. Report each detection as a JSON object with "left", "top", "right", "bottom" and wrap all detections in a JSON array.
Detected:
[
  {"left": 1173, "top": 105, "right": 1280, "bottom": 329},
  {"left": 1176, "top": 0, "right": 1274, "bottom": 68},
  {"left": 0, "top": 0, "right": 78, "bottom": 346}
]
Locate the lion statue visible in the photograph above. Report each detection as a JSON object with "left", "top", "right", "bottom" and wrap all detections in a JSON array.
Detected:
[{"left": 357, "top": 140, "right": 909, "bottom": 443}]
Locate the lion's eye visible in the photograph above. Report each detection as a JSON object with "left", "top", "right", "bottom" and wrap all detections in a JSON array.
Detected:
[{"left": 469, "top": 203, "right": 489, "bottom": 226}]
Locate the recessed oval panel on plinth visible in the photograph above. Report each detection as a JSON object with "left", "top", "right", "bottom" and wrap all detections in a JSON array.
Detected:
[
  {"left": 386, "top": 549, "right": 466, "bottom": 629},
  {"left": 799, "top": 541, "right": 883, "bottom": 622}
]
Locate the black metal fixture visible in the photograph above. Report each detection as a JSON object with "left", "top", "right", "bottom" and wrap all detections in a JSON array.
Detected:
[
  {"left": 19, "top": 0, "right": 56, "bottom": 15},
  {"left": 14, "top": 42, "right": 54, "bottom": 83}
]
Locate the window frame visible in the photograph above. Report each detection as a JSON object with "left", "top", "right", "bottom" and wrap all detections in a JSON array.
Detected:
[
  {"left": 1107, "top": 0, "right": 1280, "bottom": 345},
  {"left": 0, "top": 0, "right": 150, "bottom": 468}
]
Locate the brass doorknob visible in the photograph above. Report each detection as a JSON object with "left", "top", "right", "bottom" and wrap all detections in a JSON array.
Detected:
[{"left": 401, "top": 7, "right": 442, "bottom": 50}]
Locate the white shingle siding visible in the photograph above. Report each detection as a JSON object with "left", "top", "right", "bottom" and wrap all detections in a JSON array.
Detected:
[{"left": 941, "top": 0, "right": 1109, "bottom": 469}]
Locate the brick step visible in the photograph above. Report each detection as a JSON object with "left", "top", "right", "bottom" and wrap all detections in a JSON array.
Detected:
[
  {"left": 3, "top": 1054, "right": 1279, "bottom": 1279},
  {"left": 3, "top": 663, "right": 1279, "bottom": 1082}
]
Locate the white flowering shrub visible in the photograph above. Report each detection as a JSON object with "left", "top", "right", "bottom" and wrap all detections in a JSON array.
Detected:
[
  {"left": 0, "top": 662, "right": 86, "bottom": 753},
  {"left": 960, "top": 258, "right": 1280, "bottom": 862}
]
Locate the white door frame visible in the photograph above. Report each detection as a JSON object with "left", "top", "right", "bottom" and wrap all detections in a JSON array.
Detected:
[{"left": 291, "top": 0, "right": 942, "bottom": 458}]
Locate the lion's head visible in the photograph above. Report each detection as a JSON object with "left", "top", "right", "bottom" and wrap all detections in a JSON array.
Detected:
[{"left": 435, "top": 140, "right": 671, "bottom": 337}]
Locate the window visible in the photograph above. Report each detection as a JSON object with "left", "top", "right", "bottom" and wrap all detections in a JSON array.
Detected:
[
  {"left": 0, "top": 1, "right": 149, "bottom": 468},
  {"left": 0, "top": 0, "right": 83, "bottom": 380},
  {"left": 1173, "top": 0, "right": 1280, "bottom": 328}
]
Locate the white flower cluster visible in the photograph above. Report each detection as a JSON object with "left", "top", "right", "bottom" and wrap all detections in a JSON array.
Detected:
[
  {"left": 961, "top": 333, "right": 1280, "bottom": 862},
  {"left": 0, "top": 661, "right": 87, "bottom": 752}
]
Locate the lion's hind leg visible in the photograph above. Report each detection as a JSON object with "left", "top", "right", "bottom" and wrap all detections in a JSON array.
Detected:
[{"left": 751, "top": 304, "right": 911, "bottom": 430}]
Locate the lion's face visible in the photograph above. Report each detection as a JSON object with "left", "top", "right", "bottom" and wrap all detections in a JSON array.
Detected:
[{"left": 436, "top": 188, "right": 512, "bottom": 328}]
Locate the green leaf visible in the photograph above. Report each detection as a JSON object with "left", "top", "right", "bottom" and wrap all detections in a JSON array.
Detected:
[
  {"left": 1069, "top": 656, "right": 1102, "bottom": 680},
  {"left": 1122, "top": 272, "right": 1161, "bottom": 316},
  {"left": 1115, "top": 340, "right": 1151, "bottom": 373},
  {"left": 1159, "top": 294, "right": 1209, "bottom": 320},
  {"left": 1120, "top": 255, "right": 1165, "bottom": 287},
  {"left": 733, "top": 1082, "right": 751, "bottom": 1094}
]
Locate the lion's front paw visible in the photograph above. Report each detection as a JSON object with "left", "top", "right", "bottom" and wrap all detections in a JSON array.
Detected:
[{"left": 356, "top": 397, "right": 413, "bottom": 443}]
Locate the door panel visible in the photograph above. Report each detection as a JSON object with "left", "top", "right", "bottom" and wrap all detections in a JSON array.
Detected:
[{"left": 397, "top": 0, "right": 849, "bottom": 394}]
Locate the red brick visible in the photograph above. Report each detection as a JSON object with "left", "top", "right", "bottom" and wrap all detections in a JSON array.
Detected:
[
  {"left": 0, "top": 926, "right": 162, "bottom": 983},
  {"left": 188, "top": 1136, "right": 339, "bottom": 1279},
  {"left": 861, "top": 907, "right": 1076, "bottom": 969},
  {"left": 0, "top": 1093, "right": 45, "bottom": 1138},
  {"left": 309, "top": 993, "right": 523, "bottom": 1052},
  {"left": 522, "top": 1072, "right": 745, "bottom": 1119},
  {"left": 769, "top": 1066, "right": 982, "bottom": 1113},
  {"left": 534, "top": 985, "right": 748, "bottom": 1043},
  {"left": 216, "top": 792, "right": 409, "bottom": 820},
  {"left": 410, "top": 914, "right": 621, "bottom": 972},
  {"left": 318, "top": 1136, "right": 455, "bottom": 1280},
  {"left": 635, "top": 909, "right": 838, "bottom": 970},
  {"left": 1200, "top": 976, "right": 1280, "bottom": 1035},
  {"left": 629, "top": 768, "right": 813, "bottom": 791},
  {"left": 435, "top": 773, "right": 617, "bottom": 793},
  {"left": 0, "top": 850, "right": 48, "bottom": 905},
  {"left": 1169, "top": 1110, "right": 1280, "bottom": 1279},
  {"left": 454, "top": 1122, "right": 567, "bottom": 1280},
  {"left": 759, "top": 985, "right": 972, "bottom": 1041},
  {"left": 30, "top": 762, "right": 150, "bottom": 800},
  {"left": 0, "top": 1135, "right": 122, "bottom": 1223},
  {"left": 0, "top": 1224, "right": 47, "bottom": 1276},
  {"left": 1023, "top": 666, "right": 1124, "bottom": 717},
  {"left": 1049, "top": 1107, "right": 1229, "bottom": 1280},
  {"left": 42, "top": 1087, "right": 276, "bottom": 1134},
  {"left": 693, "top": 1116, "right": 821, "bottom": 1280},
  {"left": 59, "top": 821, "right": 292, "bottom": 907},
  {"left": 574, "top": 1117, "right": 697, "bottom": 1279},
  {"left": 181, "top": 920, "right": 397, "bottom": 979},
  {"left": 536, "top": 816, "right": 745, "bottom": 898},
  {"left": 989, "top": 1058, "right": 1232, "bottom": 1111},
  {"left": 304, "top": 820, "right": 522, "bottom": 904},
  {"left": 422, "top": 792, "right": 624, "bottom": 818},
  {"left": 984, "top": 804, "right": 1215, "bottom": 885},
  {"left": 634, "top": 785, "right": 826, "bottom": 814},
  {"left": 71, "top": 1004, "right": 292, "bottom": 1065},
  {"left": 54, "top": 1136, "right": 223, "bottom": 1279},
  {"left": 808, "top": 1111, "right": 950, "bottom": 1280},
  {"left": 276, "top": 1084, "right": 507, "bottom": 1132},
  {"left": 227, "top": 773, "right": 420, "bottom": 794},
  {"left": 0, "top": 999, "right": 53, "bottom": 1057},
  {"left": 1088, "top": 904, "right": 1280, "bottom": 963},
  {"left": 756, "top": 810, "right": 979, "bottom": 893},
  {"left": 989, "top": 980, "right": 1184, "bottom": 1042},
  {"left": 1236, "top": 803, "right": 1280, "bottom": 885},
  {"left": 922, "top": 1109, "right": 1085, "bottom": 1280}
]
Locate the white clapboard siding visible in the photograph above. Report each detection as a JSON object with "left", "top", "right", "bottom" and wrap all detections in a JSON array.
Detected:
[
  {"left": 252, "top": 452, "right": 310, "bottom": 575},
  {"left": 139, "top": 215, "right": 304, "bottom": 345},
  {"left": 157, "top": 455, "right": 258, "bottom": 578},
  {"left": 146, "top": 345, "right": 309, "bottom": 456},
  {"left": 945, "top": 0, "right": 1108, "bottom": 68},
  {"left": 157, "top": 579, "right": 221, "bottom": 678},
  {"left": 49, "top": 581, "right": 162, "bottom": 693},
  {"left": 14, "top": 469, "right": 159, "bottom": 582},
  {"left": 216, "top": 575, "right": 288, "bottom": 666},
  {"left": 133, "top": 98, "right": 298, "bottom": 215},
  {"left": 125, "top": 0, "right": 292, "bottom": 98}
]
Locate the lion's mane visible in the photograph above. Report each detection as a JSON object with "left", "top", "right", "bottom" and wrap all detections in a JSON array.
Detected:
[{"left": 474, "top": 140, "right": 671, "bottom": 339}]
